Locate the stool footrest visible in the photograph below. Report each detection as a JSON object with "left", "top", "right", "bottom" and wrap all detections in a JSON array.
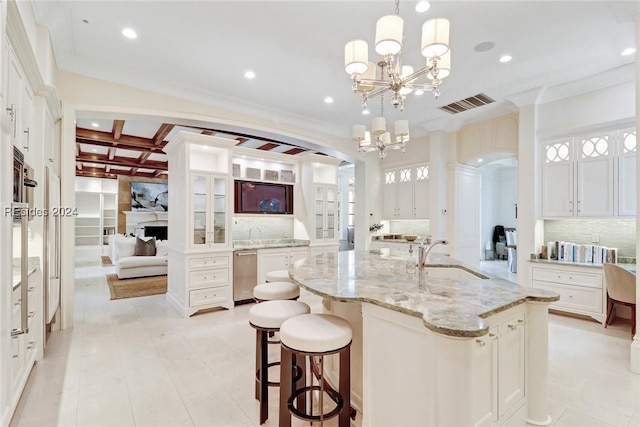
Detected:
[
  {"left": 256, "top": 362, "right": 303, "bottom": 388},
  {"left": 287, "top": 385, "right": 343, "bottom": 422},
  {"left": 310, "top": 357, "right": 358, "bottom": 420}
]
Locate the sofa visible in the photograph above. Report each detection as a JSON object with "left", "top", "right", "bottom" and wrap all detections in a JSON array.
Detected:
[{"left": 112, "top": 236, "right": 168, "bottom": 279}]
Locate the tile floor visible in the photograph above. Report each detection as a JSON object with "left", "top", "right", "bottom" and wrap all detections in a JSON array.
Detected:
[{"left": 9, "top": 249, "right": 640, "bottom": 427}]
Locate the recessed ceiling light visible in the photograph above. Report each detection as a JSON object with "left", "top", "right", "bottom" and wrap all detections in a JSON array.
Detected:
[
  {"left": 122, "top": 28, "right": 138, "bottom": 39},
  {"left": 362, "top": 108, "right": 370, "bottom": 115},
  {"left": 415, "top": 1, "right": 431, "bottom": 13},
  {"left": 499, "top": 55, "right": 512, "bottom": 63},
  {"left": 415, "top": 90, "right": 425, "bottom": 96},
  {"left": 244, "top": 70, "right": 256, "bottom": 79},
  {"left": 91, "top": 122, "right": 99, "bottom": 128},
  {"left": 474, "top": 41, "right": 495, "bottom": 53},
  {"left": 92, "top": 148, "right": 98, "bottom": 152},
  {"left": 478, "top": 158, "right": 484, "bottom": 163},
  {"left": 621, "top": 47, "right": 636, "bottom": 56},
  {"left": 324, "top": 97, "right": 334, "bottom": 104}
]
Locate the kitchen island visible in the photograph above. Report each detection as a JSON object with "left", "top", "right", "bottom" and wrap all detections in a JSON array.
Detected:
[{"left": 289, "top": 249, "right": 559, "bottom": 427}]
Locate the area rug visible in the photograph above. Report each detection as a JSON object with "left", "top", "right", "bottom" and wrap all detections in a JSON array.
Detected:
[
  {"left": 106, "top": 274, "right": 167, "bottom": 300},
  {"left": 101, "top": 256, "right": 113, "bottom": 266}
]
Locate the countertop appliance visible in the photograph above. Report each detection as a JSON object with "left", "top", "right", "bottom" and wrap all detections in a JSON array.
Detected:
[{"left": 233, "top": 250, "right": 257, "bottom": 303}]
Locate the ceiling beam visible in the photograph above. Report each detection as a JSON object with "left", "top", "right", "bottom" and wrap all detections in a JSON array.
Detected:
[
  {"left": 76, "top": 128, "right": 165, "bottom": 152},
  {"left": 201, "top": 130, "right": 215, "bottom": 136},
  {"left": 108, "top": 147, "right": 116, "bottom": 160},
  {"left": 112, "top": 120, "right": 125, "bottom": 140},
  {"left": 283, "top": 147, "right": 307, "bottom": 155},
  {"left": 153, "top": 124, "right": 175, "bottom": 146},
  {"left": 77, "top": 167, "right": 158, "bottom": 179},
  {"left": 256, "top": 142, "right": 279, "bottom": 151},
  {"left": 77, "top": 152, "right": 168, "bottom": 170}
]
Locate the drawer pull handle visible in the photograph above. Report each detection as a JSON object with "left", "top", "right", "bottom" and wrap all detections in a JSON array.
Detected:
[
  {"left": 28, "top": 311, "right": 35, "bottom": 318},
  {"left": 508, "top": 324, "right": 518, "bottom": 330},
  {"left": 12, "top": 354, "right": 18, "bottom": 358},
  {"left": 476, "top": 339, "right": 486, "bottom": 346}
]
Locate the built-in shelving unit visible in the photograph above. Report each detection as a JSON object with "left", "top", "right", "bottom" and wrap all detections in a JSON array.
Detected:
[{"left": 74, "top": 177, "right": 118, "bottom": 247}]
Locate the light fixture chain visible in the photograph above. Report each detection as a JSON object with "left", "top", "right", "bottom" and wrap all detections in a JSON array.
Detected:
[{"left": 395, "top": 0, "right": 400, "bottom": 15}]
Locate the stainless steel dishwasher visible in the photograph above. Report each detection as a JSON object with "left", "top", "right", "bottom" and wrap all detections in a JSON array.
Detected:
[{"left": 233, "top": 250, "right": 257, "bottom": 303}]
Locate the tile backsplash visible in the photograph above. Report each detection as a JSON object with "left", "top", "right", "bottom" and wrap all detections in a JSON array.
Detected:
[
  {"left": 233, "top": 216, "right": 294, "bottom": 240},
  {"left": 544, "top": 219, "right": 636, "bottom": 257},
  {"left": 385, "top": 220, "right": 430, "bottom": 238}
]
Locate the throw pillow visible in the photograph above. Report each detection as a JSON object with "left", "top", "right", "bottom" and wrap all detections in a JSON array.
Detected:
[
  {"left": 156, "top": 240, "right": 169, "bottom": 257},
  {"left": 135, "top": 236, "right": 157, "bottom": 256}
]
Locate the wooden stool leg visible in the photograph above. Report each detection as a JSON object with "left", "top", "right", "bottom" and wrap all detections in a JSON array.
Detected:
[
  {"left": 255, "top": 330, "right": 261, "bottom": 400},
  {"left": 292, "top": 353, "right": 306, "bottom": 415},
  {"left": 338, "top": 346, "right": 351, "bottom": 427},
  {"left": 259, "top": 330, "right": 269, "bottom": 424},
  {"left": 279, "top": 346, "right": 293, "bottom": 427}
]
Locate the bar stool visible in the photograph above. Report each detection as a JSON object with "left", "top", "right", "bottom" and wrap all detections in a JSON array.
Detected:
[
  {"left": 265, "top": 269, "right": 293, "bottom": 283},
  {"left": 249, "top": 300, "right": 311, "bottom": 424},
  {"left": 279, "top": 313, "right": 352, "bottom": 427},
  {"left": 253, "top": 281, "right": 299, "bottom": 302}
]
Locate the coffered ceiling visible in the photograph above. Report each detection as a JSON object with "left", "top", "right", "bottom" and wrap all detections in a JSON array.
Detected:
[
  {"left": 33, "top": 0, "right": 638, "bottom": 172},
  {"left": 75, "top": 118, "right": 331, "bottom": 179}
]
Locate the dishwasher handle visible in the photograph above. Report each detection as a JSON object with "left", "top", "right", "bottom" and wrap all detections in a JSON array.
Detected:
[{"left": 235, "top": 251, "right": 257, "bottom": 256}]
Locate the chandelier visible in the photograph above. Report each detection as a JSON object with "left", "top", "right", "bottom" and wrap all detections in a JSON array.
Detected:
[{"left": 345, "top": 0, "right": 451, "bottom": 158}]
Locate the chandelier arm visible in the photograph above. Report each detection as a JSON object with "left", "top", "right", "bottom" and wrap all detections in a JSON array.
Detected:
[
  {"left": 399, "top": 66, "right": 436, "bottom": 85},
  {"left": 358, "top": 79, "right": 395, "bottom": 88},
  {"left": 403, "top": 83, "right": 437, "bottom": 90},
  {"left": 362, "top": 86, "right": 393, "bottom": 103}
]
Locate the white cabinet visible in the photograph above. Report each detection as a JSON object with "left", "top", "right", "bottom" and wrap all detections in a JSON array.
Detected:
[
  {"left": 74, "top": 185, "right": 118, "bottom": 247},
  {"left": 257, "top": 247, "right": 309, "bottom": 283},
  {"left": 542, "top": 128, "right": 634, "bottom": 218},
  {"left": 472, "top": 310, "right": 526, "bottom": 426},
  {"left": 313, "top": 184, "right": 337, "bottom": 242},
  {"left": 190, "top": 172, "right": 229, "bottom": 248},
  {"left": 383, "top": 164, "right": 429, "bottom": 219},
  {"left": 532, "top": 265, "right": 604, "bottom": 323},
  {"left": 163, "top": 132, "right": 236, "bottom": 317},
  {"left": 617, "top": 128, "right": 636, "bottom": 216}
]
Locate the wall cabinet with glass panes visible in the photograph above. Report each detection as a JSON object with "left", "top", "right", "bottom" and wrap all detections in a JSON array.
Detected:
[
  {"left": 314, "top": 184, "right": 337, "bottom": 242},
  {"left": 542, "top": 127, "right": 636, "bottom": 218},
  {"left": 383, "top": 164, "right": 429, "bottom": 220},
  {"left": 163, "top": 132, "right": 235, "bottom": 317}
]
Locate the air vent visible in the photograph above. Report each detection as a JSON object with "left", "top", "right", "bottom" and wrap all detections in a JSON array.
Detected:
[{"left": 438, "top": 93, "right": 495, "bottom": 114}]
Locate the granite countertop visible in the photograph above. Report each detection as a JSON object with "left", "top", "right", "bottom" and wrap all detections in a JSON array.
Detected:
[
  {"left": 529, "top": 258, "right": 636, "bottom": 274},
  {"left": 233, "top": 239, "right": 310, "bottom": 250},
  {"left": 289, "top": 250, "right": 559, "bottom": 338},
  {"left": 12, "top": 257, "right": 40, "bottom": 290}
]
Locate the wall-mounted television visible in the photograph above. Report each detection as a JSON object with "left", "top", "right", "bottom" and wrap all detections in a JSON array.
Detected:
[{"left": 234, "top": 180, "right": 293, "bottom": 214}]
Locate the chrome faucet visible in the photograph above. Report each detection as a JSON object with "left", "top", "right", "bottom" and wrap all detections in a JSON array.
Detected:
[
  {"left": 248, "top": 226, "right": 262, "bottom": 243},
  {"left": 418, "top": 239, "right": 449, "bottom": 268}
]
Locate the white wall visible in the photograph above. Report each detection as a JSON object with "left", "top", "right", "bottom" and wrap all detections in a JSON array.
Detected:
[{"left": 495, "top": 167, "right": 517, "bottom": 228}]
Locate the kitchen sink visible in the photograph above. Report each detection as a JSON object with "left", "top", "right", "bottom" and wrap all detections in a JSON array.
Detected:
[{"left": 422, "top": 266, "right": 489, "bottom": 280}]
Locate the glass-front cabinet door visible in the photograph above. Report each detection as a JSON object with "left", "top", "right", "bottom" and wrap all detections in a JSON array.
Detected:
[
  {"left": 211, "top": 176, "right": 226, "bottom": 245},
  {"left": 191, "top": 173, "right": 228, "bottom": 248},
  {"left": 192, "top": 174, "right": 208, "bottom": 246},
  {"left": 313, "top": 184, "right": 337, "bottom": 242},
  {"left": 314, "top": 186, "right": 325, "bottom": 240}
]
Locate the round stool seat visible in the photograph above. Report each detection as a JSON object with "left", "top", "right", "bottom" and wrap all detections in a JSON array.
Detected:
[
  {"left": 254, "top": 281, "right": 300, "bottom": 301},
  {"left": 249, "top": 300, "right": 310, "bottom": 329},
  {"left": 266, "top": 269, "right": 293, "bottom": 283},
  {"left": 281, "top": 314, "right": 352, "bottom": 354}
]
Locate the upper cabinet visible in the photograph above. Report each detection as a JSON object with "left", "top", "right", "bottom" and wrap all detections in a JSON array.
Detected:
[
  {"left": 383, "top": 164, "right": 429, "bottom": 220},
  {"left": 542, "top": 127, "right": 634, "bottom": 218},
  {"left": 617, "top": 128, "right": 636, "bottom": 217},
  {"left": 191, "top": 172, "right": 229, "bottom": 248},
  {"left": 314, "top": 184, "right": 337, "bottom": 241},
  {"left": 163, "top": 132, "right": 233, "bottom": 251}
]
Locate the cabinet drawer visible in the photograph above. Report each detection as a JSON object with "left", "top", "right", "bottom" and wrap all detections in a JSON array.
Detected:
[
  {"left": 189, "top": 256, "right": 229, "bottom": 269},
  {"left": 531, "top": 267, "right": 602, "bottom": 289},
  {"left": 533, "top": 281, "right": 603, "bottom": 314},
  {"left": 189, "top": 287, "right": 228, "bottom": 307},
  {"left": 189, "top": 268, "right": 229, "bottom": 288}
]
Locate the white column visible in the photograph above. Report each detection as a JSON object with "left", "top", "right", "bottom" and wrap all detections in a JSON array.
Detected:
[
  {"left": 60, "top": 103, "right": 76, "bottom": 329},
  {"left": 526, "top": 301, "right": 553, "bottom": 425},
  {"left": 507, "top": 89, "right": 544, "bottom": 288},
  {"left": 631, "top": 11, "right": 640, "bottom": 375}
]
